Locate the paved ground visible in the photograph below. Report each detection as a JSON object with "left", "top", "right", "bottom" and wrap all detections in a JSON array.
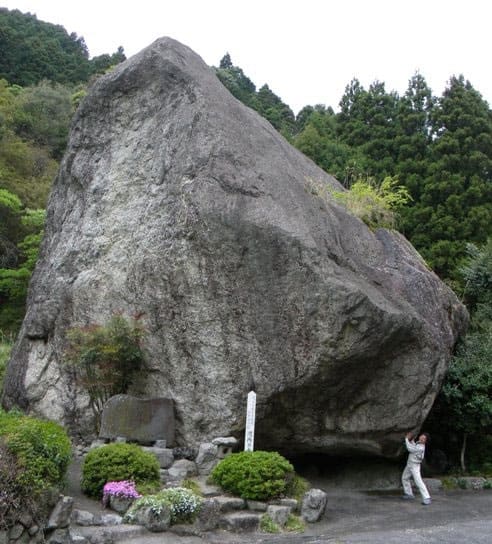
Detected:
[{"left": 66, "top": 459, "right": 492, "bottom": 543}]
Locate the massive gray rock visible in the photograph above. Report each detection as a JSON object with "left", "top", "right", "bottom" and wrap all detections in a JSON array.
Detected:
[{"left": 2, "top": 37, "right": 467, "bottom": 457}]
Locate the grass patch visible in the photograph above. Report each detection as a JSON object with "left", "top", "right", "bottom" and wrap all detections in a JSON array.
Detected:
[
  {"left": 260, "top": 514, "right": 281, "bottom": 533},
  {"left": 285, "top": 514, "right": 306, "bottom": 532}
]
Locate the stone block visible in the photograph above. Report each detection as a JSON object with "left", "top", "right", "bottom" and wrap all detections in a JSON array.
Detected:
[
  {"left": 70, "top": 535, "right": 88, "bottom": 544},
  {"left": 279, "top": 498, "right": 299, "bottom": 511},
  {"left": 47, "top": 496, "right": 74, "bottom": 529},
  {"left": 9, "top": 523, "right": 25, "bottom": 540},
  {"left": 167, "top": 458, "right": 198, "bottom": 481},
  {"left": 246, "top": 500, "right": 268, "bottom": 512},
  {"left": 194, "top": 498, "right": 221, "bottom": 531},
  {"left": 18, "top": 512, "right": 33, "bottom": 528},
  {"left": 215, "top": 496, "right": 246, "bottom": 512},
  {"left": 301, "top": 488, "right": 327, "bottom": 523},
  {"left": 267, "top": 505, "right": 291, "bottom": 527},
  {"left": 219, "top": 512, "right": 261, "bottom": 532},
  {"left": 99, "top": 395, "right": 175, "bottom": 445},
  {"left": 46, "top": 528, "right": 71, "bottom": 544},
  {"left": 28, "top": 524, "right": 40, "bottom": 536},
  {"left": 99, "top": 513, "right": 123, "bottom": 526},
  {"left": 135, "top": 505, "right": 171, "bottom": 532},
  {"left": 71, "top": 509, "right": 95, "bottom": 526},
  {"left": 196, "top": 442, "right": 219, "bottom": 475},
  {"left": 108, "top": 495, "right": 134, "bottom": 514},
  {"left": 142, "top": 446, "right": 174, "bottom": 468}
]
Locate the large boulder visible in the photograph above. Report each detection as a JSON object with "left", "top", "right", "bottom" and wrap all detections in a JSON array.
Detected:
[{"left": 2, "top": 37, "right": 467, "bottom": 456}]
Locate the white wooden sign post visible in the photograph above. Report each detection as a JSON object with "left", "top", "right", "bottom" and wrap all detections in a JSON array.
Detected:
[{"left": 244, "top": 390, "right": 256, "bottom": 451}]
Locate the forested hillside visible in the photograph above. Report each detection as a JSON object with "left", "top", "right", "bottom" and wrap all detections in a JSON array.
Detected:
[
  {"left": 0, "top": 8, "right": 126, "bottom": 332},
  {"left": 0, "top": 9, "right": 490, "bottom": 472},
  {"left": 0, "top": 8, "right": 126, "bottom": 85}
]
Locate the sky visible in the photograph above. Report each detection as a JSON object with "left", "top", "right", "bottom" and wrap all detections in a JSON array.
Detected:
[{"left": 2, "top": 0, "right": 491, "bottom": 114}]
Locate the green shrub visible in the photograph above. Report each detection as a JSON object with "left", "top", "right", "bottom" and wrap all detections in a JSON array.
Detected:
[
  {"left": 124, "top": 487, "right": 202, "bottom": 525},
  {"left": 0, "top": 408, "right": 71, "bottom": 491},
  {"left": 211, "top": 450, "right": 294, "bottom": 501},
  {"left": 285, "top": 514, "right": 305, "bottom": 532},
  {"left": 81, "top": 443, "right": 160, "bottom": 498},
  {"left": 285, "top": 473, "right": 310, "bottom": 500},
  {"left": 0, "top": 409, "right": 71, "bottom": 530}
]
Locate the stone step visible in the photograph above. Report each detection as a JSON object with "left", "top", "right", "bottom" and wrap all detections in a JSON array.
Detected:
[
  {"left": 219, "top": 511, "right": 262, "bottom": 533},
  {"left": 193, "top": 476, "right": 223, "bottom": 497},
  {"left": 214, "top": 495, "right": 246, "bottom": 512},
  {"left": 72, "top": 523, "right": 150, "bottom": 542}
]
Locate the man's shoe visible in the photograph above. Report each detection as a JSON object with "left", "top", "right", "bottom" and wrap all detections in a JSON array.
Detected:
[
  {"left": 422, "top": 498, "right": 432, "bottom": 505},
  {"left": 401, "top": 494, "right": 415, "bottom": 500}
]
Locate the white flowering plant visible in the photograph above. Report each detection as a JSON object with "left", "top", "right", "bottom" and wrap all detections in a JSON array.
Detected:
[{"left": 124, "top": 487, "right": 202, "bottom": 525}]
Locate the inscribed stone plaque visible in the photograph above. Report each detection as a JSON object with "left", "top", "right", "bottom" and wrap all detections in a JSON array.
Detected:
[{"left": 99, "top": 394, "right": 175, "bottom": 445}]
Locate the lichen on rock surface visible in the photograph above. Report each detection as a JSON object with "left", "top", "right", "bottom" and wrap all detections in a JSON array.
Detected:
[{"left": 1, "top": 37, "right": 468, "bottom": 456}]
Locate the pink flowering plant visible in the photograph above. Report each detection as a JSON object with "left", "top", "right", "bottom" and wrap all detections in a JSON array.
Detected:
[{"left": 102, "top": 480, "right": 141, "bottom": 507}]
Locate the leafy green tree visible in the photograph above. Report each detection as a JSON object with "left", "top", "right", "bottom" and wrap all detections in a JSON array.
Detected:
[
  {"left": 410, "top": 76, "right": 492, "bottom": 280},
  {"left": 253, "top": 84, "right": 296, "bottom": 137},
  {"left": 337, "top": 79, "right": 400, "bottom": 179},
  {"left": 215, "top": 55, "right": 296, "bottom": 138},
  {"left": 219, "top": 52, "right": 233, "bottom": 69},
  {"left": 437, "top": 316, "right": 492, "bottom": 472},
  {"left": 215, "top": 56, "right": 257, "bottom": 108},
  {"left": 395, "top": 73, "right": 435, "bottom": 200},
  {"left": 294, "top": 104, "right": 367, "bottom": 183}
]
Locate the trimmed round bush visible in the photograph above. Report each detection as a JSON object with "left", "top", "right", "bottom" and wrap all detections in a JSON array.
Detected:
[
  {"left": 211, "top": 450, "right": 294, "bottom": 500},
  {"left": 0, "top": 408, "right": 72, "bottom": 530},
  {"left": 82, "top": 442, "right": 160, "bottom": 498},
  {"left": 0, "top": 409, "right": 71, "bottom": 492}
]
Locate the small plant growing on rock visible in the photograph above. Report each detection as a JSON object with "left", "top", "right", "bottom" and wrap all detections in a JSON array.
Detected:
[
  {"left": 260, "top": 514, "right": 281, "bottom": 533},
  {"left": 211, "top": 450, "right": 295, "bottom": 501},
  {"left": 81, "top": 443, "right": 160, "bottom": 498},
  {"left": 64, "top": 314, "right": 146, "bottom": 428},
  {"left": 285, "top": 514, "right": 306, "bottom": 532}
]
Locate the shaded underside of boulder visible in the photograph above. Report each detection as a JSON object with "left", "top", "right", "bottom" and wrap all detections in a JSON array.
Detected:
[{"left": 2, "top": 37, "right": 468, "bottom": 457}]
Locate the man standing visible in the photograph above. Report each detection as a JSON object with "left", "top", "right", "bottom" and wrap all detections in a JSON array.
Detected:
[{"left": 401, "top": 432, "right": 431, "bottom": 505}]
